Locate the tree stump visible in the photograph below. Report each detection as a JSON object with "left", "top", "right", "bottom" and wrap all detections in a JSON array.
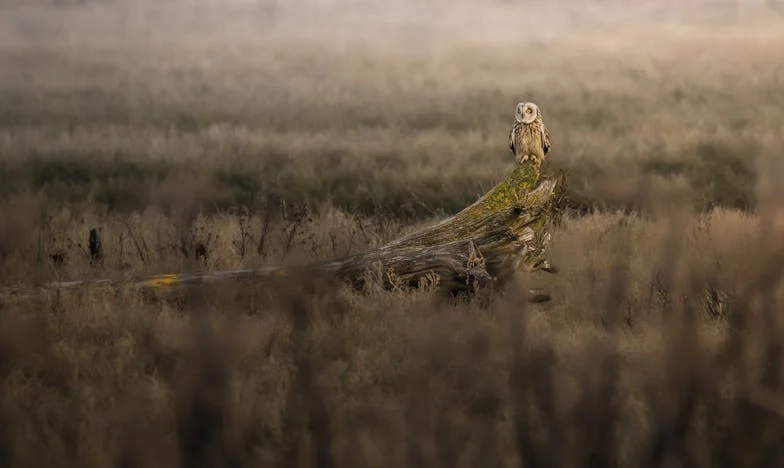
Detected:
[{"left": 312, "top": 164, "right": 566, "bottom": 296}]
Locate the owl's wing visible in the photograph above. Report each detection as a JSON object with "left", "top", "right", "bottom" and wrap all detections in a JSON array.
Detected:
[
  {"left": 508, "top": 126, "right": 516, "bottom": 155},
  {"left": 541, "top": 124, "right": 551, "bottom": 154}
]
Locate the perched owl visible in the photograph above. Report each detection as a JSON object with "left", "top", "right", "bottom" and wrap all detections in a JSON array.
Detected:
[{"left": 508, "top": 102, "right": 551, "bottom": 168}]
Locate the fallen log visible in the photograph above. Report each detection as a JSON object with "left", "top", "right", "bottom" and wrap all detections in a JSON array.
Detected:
[{"left": 0, "top": 164, "right": 567, "bottom": 302}]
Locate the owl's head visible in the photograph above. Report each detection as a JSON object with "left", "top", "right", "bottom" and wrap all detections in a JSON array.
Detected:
[{"left": 514, "top": 102, "right": 539, "bottom": 124}]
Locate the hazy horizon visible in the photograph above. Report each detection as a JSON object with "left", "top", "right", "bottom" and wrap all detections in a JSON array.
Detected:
[{"left": 2, "top": 0, "right": 783, "bottom": 50}]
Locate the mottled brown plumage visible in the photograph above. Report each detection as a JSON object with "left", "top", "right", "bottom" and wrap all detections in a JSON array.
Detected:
[{"left": 508, "top": 101, "right": 551, "bottom": 169}]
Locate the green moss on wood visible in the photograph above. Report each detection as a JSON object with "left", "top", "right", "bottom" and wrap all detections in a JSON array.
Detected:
[
  {"left": 384, "top": 163, "right": 555, "bottom": 249},
  {"left": 472, "top": 163, "right": 542, "bottom": 212}
]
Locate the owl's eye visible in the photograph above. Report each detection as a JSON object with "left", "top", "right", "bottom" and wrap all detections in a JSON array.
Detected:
[{"left": 525, "top": 108, "right": 533, "bottom": 113}]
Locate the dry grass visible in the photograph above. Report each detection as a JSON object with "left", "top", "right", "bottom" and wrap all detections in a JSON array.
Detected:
[{"left": 2, "top": 2, "right": 784, "bottom": 467}]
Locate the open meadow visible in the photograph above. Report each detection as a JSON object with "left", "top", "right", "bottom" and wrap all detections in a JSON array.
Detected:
[{"left": 2, "top": 1, "right": 784, "bottom": 467}]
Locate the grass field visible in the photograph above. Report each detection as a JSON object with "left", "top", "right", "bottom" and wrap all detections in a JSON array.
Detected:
[{"left": 2, "top": 1, "right": 784, "bottom": 467}]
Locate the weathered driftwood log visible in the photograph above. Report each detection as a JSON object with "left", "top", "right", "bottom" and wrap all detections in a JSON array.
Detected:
[{"left": 0, "top": 165, "right": 566, "bottom": 302}]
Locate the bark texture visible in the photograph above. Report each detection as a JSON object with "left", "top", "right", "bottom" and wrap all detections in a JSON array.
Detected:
[{"left": 313, "top": 164, "right": 566, "bottom": 295}]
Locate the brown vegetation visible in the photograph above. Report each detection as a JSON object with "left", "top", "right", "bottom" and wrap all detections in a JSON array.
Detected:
[{"left": 2, "top": 2, "right": 784, "bottom": 467}]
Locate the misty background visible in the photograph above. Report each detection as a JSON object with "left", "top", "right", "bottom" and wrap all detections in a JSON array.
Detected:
[{"left": 2, "top": 0, "right": 783, "bottom": 49}]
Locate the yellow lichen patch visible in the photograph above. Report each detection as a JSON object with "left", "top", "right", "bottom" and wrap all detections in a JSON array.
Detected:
[{"left": 141, "top": 274, "right": 180, "bottom": 288}]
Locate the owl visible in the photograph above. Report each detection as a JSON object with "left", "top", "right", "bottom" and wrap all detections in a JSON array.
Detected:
[{"left": 508, "top": 102, "right": 551, "bottom": 168}]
